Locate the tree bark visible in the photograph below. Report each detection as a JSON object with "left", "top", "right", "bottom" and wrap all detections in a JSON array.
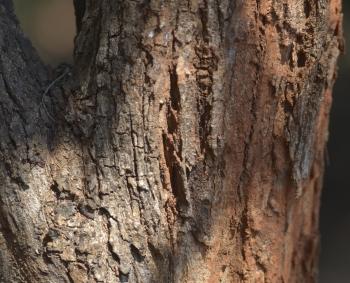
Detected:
[{"left": 0, "top": 0, "right": 342, "bottom": 282}]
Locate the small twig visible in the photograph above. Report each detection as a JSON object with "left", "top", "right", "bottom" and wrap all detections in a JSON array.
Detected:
[{"left": 40, "top": 68, "right": 70, "bottom": 122}]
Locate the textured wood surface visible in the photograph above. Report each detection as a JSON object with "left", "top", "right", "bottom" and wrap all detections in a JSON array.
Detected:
[{"left": 0, "top": 0, "right": 342, "bottom": 282}]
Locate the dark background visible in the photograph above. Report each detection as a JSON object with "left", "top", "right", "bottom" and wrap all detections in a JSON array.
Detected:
[
  {"left": 320, "top": 2, "right": 350, "bottom": 282},
  {"left": 12, "top": 0, "right": 350, "bottom": 281}
]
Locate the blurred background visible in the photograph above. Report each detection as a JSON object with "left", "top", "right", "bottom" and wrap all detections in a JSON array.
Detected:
[
  {"left": 12, "top": 0, "right": 350, "bottom": 281},
  {"left": 13, "top": 0, "right": 75, "bottom": 65},
  {"left": 320, "top": 1, "right": 350, "bottom": 282}
]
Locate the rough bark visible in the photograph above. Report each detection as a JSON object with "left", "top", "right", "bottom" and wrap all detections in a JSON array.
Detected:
[{"left": 0, "top": 0, "right": 342, "bottom": 282}]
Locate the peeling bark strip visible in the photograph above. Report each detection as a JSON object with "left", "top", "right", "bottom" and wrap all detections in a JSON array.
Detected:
[{"left": 0, "top": 0, "right": 342, "bottom": 282}]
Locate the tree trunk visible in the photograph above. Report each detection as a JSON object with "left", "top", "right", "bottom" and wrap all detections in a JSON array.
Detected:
[{"left": 0, "top": 0, "right": 342, "bottom": 282}]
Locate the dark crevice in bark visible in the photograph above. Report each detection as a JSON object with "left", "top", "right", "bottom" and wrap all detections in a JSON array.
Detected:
[
  {"left": 78, "top": 203, "right": 96, "bottom": 220},
  {"left": 215, "top": 0, "right": 224, "bottom": 42},
  {"left": 170, "top": 164, "right": 188, "bottom": 213},
  {"left": 130, "top": 244, "right": 145, "bottom": 263},
  {"left": 195, "top": 2, "right": 218, "bottom": 157},
  {"left": 107, "top": 242, "right": 121, "bottom": 263},
  {"left": 162, "top": 133, "right": 188, "bottom": 214},
  {"left": 4, "top": 162, "right": 29, "bottom": 191},
  {"left": 162, "top": 59, "right": 189, "bottom": 218},
  {"left": 280, "top": 43, "right": 293, "bottom": 65},
  {"left": 119, "top": 272, "right": 129, "bottom": 283},
  {"left": 297, "top": 50, "right": 307, "bottom": 67},
  {"left": 74, "top": 0, "right": 86, "bottom": 34},
  {"left": 169, "top": 65, "right": 181, "bottom": 112},
  {"left": 199, "top": 0, "right": 209, "bottom": 41},
  {"left": 194, "top": 45, "right": 217, "bottom": 156},
  {"left": 239, "top": 207, "right": 249, "bottom": 261},
  {"left": 304, "top": 0, "right": 312, "bottom": 18}
]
